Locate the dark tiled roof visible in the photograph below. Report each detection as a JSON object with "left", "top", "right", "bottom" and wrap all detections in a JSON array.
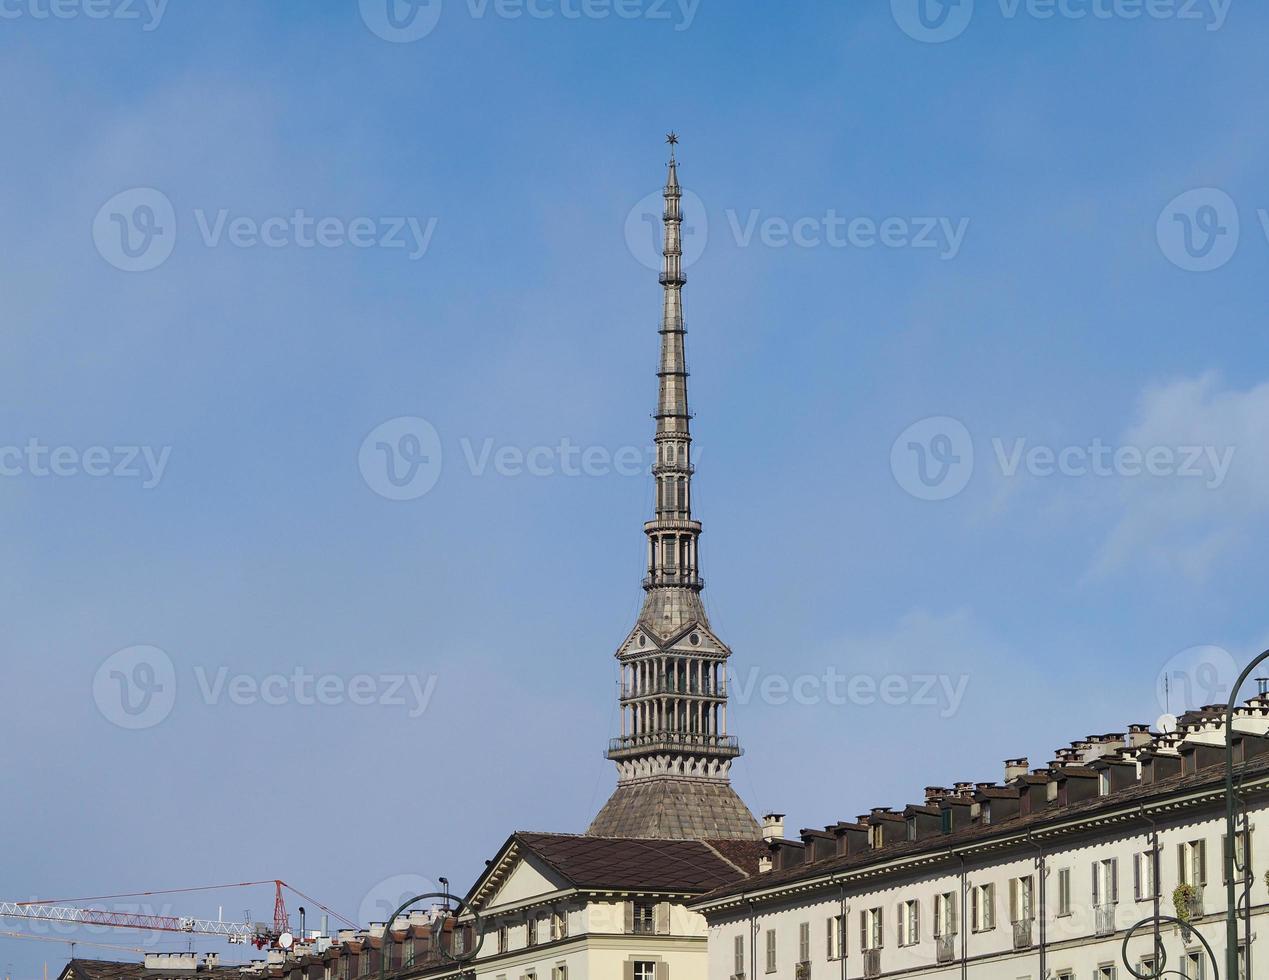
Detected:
[
  {"left": 695, "top": 755, "right": 1269, "bottom": 904},
  {"left": 60, "top": 961, "right": 245, "bottom": 980},
  {"left": 514, "top": 832, "right": 761, "bottom": 892}
]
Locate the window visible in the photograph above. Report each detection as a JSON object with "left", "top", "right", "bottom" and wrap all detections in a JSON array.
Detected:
[
  {"left": 734, "top": 934, "right": 745, "bottom": 976},
  {"left": 860, "top": 907, "right": 883, "bottom": 952},
  {"left": 765, "top": 929, "right": 776, "bottom": 973},
  {"left": 339, "top": 958, "right": 349, "bottom": 980},
  {"left": 632, "top": 902, "right": 656, "bottom": 935},
  {"left": 1183, "top": 951, "right": 1205, "bottom": 979},
  {"left": 1223, "top": 830, "right": 1249, "bottom": 884},
  {"left": 1099, "top": 771, "right": 1111, "bottom": 795},
  {"left": 1139, "top": 957, "right": 1157, "bottom": 977},
  {"left": 497, "top": 924, "right": 509, "bottom": 954},
  {"left": 934, "top": 892, "right": 957, "bottom": 937},
  {"left": 826, "top": 914, "right": 845, "bottom": 959},
  {"left": 970, "top": 883, "right": 995, "bottom": 932},
  {"left": 1095, "top": 967, "right": 1116, "bottom": 980},
  {"left": 907, "top": 818, "right": 918, "bottom": 842},
  {"left": 897, "top": 900, "right": 919, "bottom": 946},
  {"left": 981, "top": 802, "right": 992, "bottom": 825},
  {"left": 1056, "top": 868, "right": 1071, "bottom": 917},
  {"left": 551, "top": 967, "right": 567, "bottom": 980},
  {"left": 1054, "top": 972, "right": 1073, "bottom": 980},
  {"left": 1134, "top": 849, "right": 1158, "bottom": 901},
  {"left": 526, "top": 916, "right": 537, "bottom": 947},
  {"left": 869, "top": 824, "right": 884, "bottom": 848},
  {"left": 359, "top": 953, "right": 369, "bottom": 977},
  {"left": 940, "top": 809, "right": 952, "bottom": 834},
  {"left": 452, "top": 930, "right": 465, "bottom": 956},
  {"left": 550, "top": 911, "right": 567, "bottom": 940},
  {"left": 1092, "top": 858, "right": 1119, "bottom": 907},
  {"left": 633, "top": 964, "right": 656, "bottom": 980},
  {"left": 1010, "top": 876, "right": 1034, "bottom": 922},
  {"left": 1179, "top": 840, "right": 1207, "bottom": 886},
  {"left": 798, "top": 922, "right": 810, "bottom": 964}
]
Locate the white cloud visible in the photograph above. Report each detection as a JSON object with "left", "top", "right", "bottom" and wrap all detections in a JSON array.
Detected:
[{"left": 1090, "top": 372, "right": 1269, "bottom": 580}]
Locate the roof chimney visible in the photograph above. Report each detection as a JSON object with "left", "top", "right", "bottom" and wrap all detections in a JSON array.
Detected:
[
  {"left": 762, "top": 812, "right": 785, "bottom": 842},
  {"left": 1004, "top": 758, "right": 1029, "bottom": 782}
]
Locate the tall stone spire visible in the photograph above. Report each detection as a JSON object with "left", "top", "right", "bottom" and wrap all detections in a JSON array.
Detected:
[{"left": 587, "top": 136, "right": 760, "bottom": 841}]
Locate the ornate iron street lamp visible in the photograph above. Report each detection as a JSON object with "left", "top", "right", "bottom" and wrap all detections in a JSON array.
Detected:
[
  {"left": 1121, "top": 647, "right": 1269, "bottom": 980},
  {"left": 378, "top": 891, "right": 484, "bottom": 980}
]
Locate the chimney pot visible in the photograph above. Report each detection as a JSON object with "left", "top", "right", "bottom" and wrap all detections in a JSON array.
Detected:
[{"left": 1004, "top": 757, "right": 1030, "bottom": 781}]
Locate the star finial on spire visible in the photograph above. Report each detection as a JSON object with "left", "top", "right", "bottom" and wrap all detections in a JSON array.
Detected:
[{"left": 666, "top": 131, "right": 678, "bottom": 161}]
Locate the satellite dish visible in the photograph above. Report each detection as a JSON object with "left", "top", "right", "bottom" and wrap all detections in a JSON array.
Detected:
[
  {"left": 278, "top": 932, "right": 294, "bottom": 950},
  {"left": 1156, "top": 712, "right": 1178, "bottom": 735}
]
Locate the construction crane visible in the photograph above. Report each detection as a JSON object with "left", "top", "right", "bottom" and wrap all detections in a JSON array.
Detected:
[
  {"left": 0, "top": 880, "right": 352, "bottom": 951},
  {"left": 0, "top": 902, "right": 262, "bottom": 945}
]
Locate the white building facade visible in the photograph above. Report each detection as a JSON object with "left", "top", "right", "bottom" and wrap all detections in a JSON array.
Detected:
[
  {"left": 425, "top": 833, "right": 763, "bottom": 980},
  {"left": 693, "top": 703, "right": 1269, "bottom": 980}
]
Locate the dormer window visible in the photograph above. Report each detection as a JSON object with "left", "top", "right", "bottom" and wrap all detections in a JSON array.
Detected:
[{"left": 981, "top": 802, "right": 992, "bottom": 825}]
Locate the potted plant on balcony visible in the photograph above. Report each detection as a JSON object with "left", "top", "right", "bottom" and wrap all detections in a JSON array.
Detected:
[{"left": 1173, "top": 883, "right": 1199, "bottom": 939}]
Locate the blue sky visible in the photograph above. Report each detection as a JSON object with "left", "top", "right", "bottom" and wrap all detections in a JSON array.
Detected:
[{"left": 3, "top": 0, "right": 1269, "bottom": 974}]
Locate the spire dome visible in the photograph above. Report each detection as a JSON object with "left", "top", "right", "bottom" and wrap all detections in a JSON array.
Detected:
[{"left": 586, "top": 137, "right": 759, "bottom": 841}]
